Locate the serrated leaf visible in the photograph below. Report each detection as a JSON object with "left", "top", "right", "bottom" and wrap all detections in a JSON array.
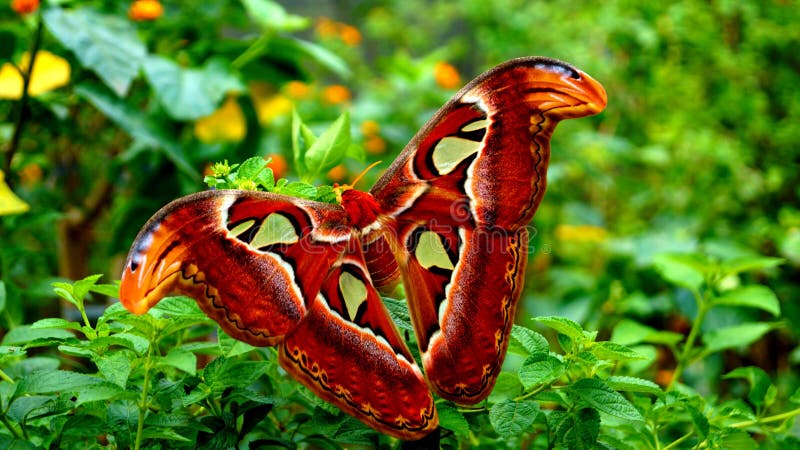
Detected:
[
  {"left": 723, "top": 366, "right": 773, "bottom": 408},
  {"left": 30, "top": 318, "right": 82, "bottom": 331},
  {"left": 652, "top": 253, "right": 705, "bottom": 290},
  {"left": 72, "top": 274, "right": 103, "bottom": 303},
  {"left": 554, "top": 408, "right": 600, "bottom": 450},
  {"left": 569, "top": 378, "right": 644, "bottom": 422},
  {"left": 43, "top": 7, "right": 146, "bottom": 96},
  {"left": 703, "top": 322, "right": 775, "bottom": 354},
  {"left": 90, "top": 282, "right": 120, "bottom": 298},
  {"left": 713, "top": 285, "right": 780, "bottom": 316},
  {"left": 95, "top": 351, "right": 132, "bottom": 388},
  {"left": 518, "top": 354, "right": 564, "bottom": 389},
  {"left": 303, "top": 112, "right": 351, "bottom": 181},
  {"left": 91, "top": 333, "right": 150, "bottom": 356},
  {"left": 236, "top": 156, "right": 268, "bottom": 180},
  {"left": 535, "top": 316, "right": 586, "bottom": 342},
  {"left": 278, "top": 181, "right": 318, "bottom": 199},
  {"left": 437, "top": 403, "right": 470, "bottom": 437},
  {"left": 711, "top": 428, "right": 758, "bottom": 449},
  {"left": 17, "top": 370, "right": 105, "bottom": 394},
  {"left": 591, "top": 342, "right": 646, "bottom": 361},
  {"left": 686, "top": 402, "right": 709, "bottom": 438},
  {"left": 489, "top": 399, "right": 539, "bottom": 438},
  {"left": 606, "top": 376, "right": 663, "bottom": 397},
  {"left": 510, "top": 325, "right": 550, "bottom": 356},
  {"left": 2, "top": 325, "right": 75, "bottom": 346}
]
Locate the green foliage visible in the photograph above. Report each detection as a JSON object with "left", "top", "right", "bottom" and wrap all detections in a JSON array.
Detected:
[{"left": 2, "top": 0, "right": 799, "bottom": 448}]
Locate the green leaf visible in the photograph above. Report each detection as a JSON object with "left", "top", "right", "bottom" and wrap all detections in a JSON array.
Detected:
[
  {"left": 17, "top": 370, "right": 105, "bottom": 394},
  {"left": 72, "top": 274, "right": 103, "bottom": 303},
  {"left": 723, "top": 366, "right": 774, "bottom": 408},
  {"left": 291, "top": 108, "right": 314, "bottom": 175},
  {"left": 272, "top": 36, "right": 350, "bottom": 78},
  {"left": 652, "top": 253, "right": 705, "bottom": 291},
  {"left": 518, "top": 354, "right": 564, "bottom": 389},
  {"left": 143, "top": 56, "right": 244, "bottom": 121},
  {"left": 150, "top": 295, "right": 206, "bottom": 319},
  {"left": 43, "top": 7, "right": 146, "bottom": 96},
  {"left": 488, "top": 372, "right": 524, "bottom": 403},
  {"left": 711, "top": 428, "right": 758, "bottom": 449},
  {"left": 382, "top": 298, "right": 414, "bottom": 332},
  {"left": 720, "top": 256, "right": 783, "bottom": 276},
  {"left": 141, "top": 428, "right": 192, "bottom": 442},
  {"left": 277, "top": 181, "right": 318, "bottom": 199},
  {"left": 713, "top": 285, "right": 780, "bottom": 316},
  {"left": 553, "top": 408, "right": 600, "bottom": 450},
  {"left": 510, "top": 325, "right": 550, "bottom": 356},
  {"left": 2, "top": 325, "right": 75, "bottom": 346},
  {"left": 611, "top": 319, "right": 683, "bottom": 346},
  {"left": 76, "top": 83, "right": 198, "bottom": 178},
  {"left": 90, "top": 282, "right": 120, "bottom": 298},
  {"left": 606, "top": 376, "right": 664, "bottom": 397},
  {"left": 0, "top": 281, "right": 6, "bottom": 313},
  {"left": 489, "top": 399, "right": 539, "bottom": 439},
  {"left": 703, "top": 322, "right": 775, "bottom": 354},
  {"left": 591, "top": 342, "right": 647, "bottom": 361},
  {"left": 303, "top": 112, "right": 351, "bottom": 180},
  {"left": 437, "top": 403, "right": 470, "bottom": 437},
  {"left": 242, "top": 0, "right": 309, "bottom": 32},
  {"left": 30, "top": 318, "right": 82, "bottom": 332},
  {"left": 569, "top": 378, "right": 644, "bottom": 422},
  {"left": 791, "top": 386, "right": 800, "bottom": 405},
  {"left": 218, "top": 331, "right": 256, "bottom": 358},
  {"left": 95, "top": 351, "right": 132, "bottom": 388},
  {"left": 534, "top": 316, "right": 586, "bottom": 342},
  {"left": 0, "top": 346, "right": 25, "bottom": 365}
]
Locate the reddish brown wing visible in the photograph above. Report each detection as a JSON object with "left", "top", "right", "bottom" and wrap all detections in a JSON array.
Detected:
[
  {"left": 278, "top": 238, "right": 437, "bottom": 439},
  {"left": 120, "top": 190, "right": 352, "bottom": 346},
  {"left": 119, "top": 190, "right": 437, "bottom": 439},
  {"left": 369, "top": 57, "right": 608, "bottom": 403}
]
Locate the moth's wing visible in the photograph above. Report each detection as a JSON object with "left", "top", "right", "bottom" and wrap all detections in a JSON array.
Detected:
[
  {"left": 369, "top": 57, "right": 607, "bottom": 403},
  {"left": 120, "top": 190, "right": 351, "bottom": 346},
  {"left": 278, "top": 238, "right": 438, "bottom": 440}
]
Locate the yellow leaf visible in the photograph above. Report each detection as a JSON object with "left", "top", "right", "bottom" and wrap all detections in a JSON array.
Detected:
[
  {"left": 0, "top": 50, "right": 71, "bottom": 100},
  {"left": 0, "top": 171, "right": 30, "bottom": 215},
  {"left": 194, "top": 96, "right": 246, "bottom": 143}
]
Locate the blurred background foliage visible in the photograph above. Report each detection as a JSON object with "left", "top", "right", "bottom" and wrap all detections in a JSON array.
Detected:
[{"left": 1, "top": 0, "right": 799, "bottom": 444}]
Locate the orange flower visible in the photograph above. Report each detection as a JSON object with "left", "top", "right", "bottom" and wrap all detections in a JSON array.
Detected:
[
  {"left": 327, "top": 164, "right": 348, "bottom": 182},
  {"left": 339, "top": 24, "right": 362, "bottom": 46},
  {"left": 360, "top": 120, "right": 380, "bottom": 136},
  {"left": 315, "top": 17, "right": 339, "bottom": 38},
  {"left": 284, "top": 80, "right": 311, "bottom": 99},
  {"left": 364, "top": 135, "right": 386, "bottom": 155},
  {"left": 265, "top": 154, "right": 289, "bottom": 180},
  {"left": 128, "top": 0, "right": 163, "bottom": 21},
  {"left": 19, "top": 163, "right": 42, "bottom": 186},
  {"left": 11, "top": 0, "right": 38, "bottom": 14},
  {"left": 322, "top": 85, "right": 351, "bottom": 105},
  {"left": 433, "top": 61, "right": 461, "bottom": 90}
]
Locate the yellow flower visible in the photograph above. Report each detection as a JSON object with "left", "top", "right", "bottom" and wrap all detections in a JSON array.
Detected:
[
  {"left": 554, "top": 224, "right": 608, "bottom": 243},
  {"left": 0, "top": 50, "right": 71, "bottom": 99},
  {"left": 315, "top": 18, "right": 361, "bottom": 46},
  {"left": 128, "top": 0, "right": 163, "bottom": 21},
  {"left": 321, "top": 85, "right": 351, "bottom": 105},
  {"left": 0, "top": 170, "right": 29, "bottom": 215},
  {"left": 433, "top": 61, "right": 461, "bottom": 90},
  {"left": 194, "top": 96, "right": 246, "bottom": 143},
  {"left": 11, "top": 0, "right": 39, "bottom": 15},
  {"left": 250, "top": 82, "right": 293, "bottom": 125}
]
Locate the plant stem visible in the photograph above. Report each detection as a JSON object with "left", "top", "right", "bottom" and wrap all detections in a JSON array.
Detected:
[
  {"left": 0, "top": 368, "right": 14, "bottom": 384},
  {"left": 134, "top": 346, "right": 154, "bottom": 450},
  {"left": 661, "top": 430, "right": 694, "bottom": 450},
  {"left": 0, "top": 415, "right": 23, "bottom": 439},
  {"left": 730, "top": 407, "right": 800, "bottom": 428},
  {"left": 3, "top": 14, "right": 44, "bottom": 180},
  {"left": 667, "top": 289, "right": 708, "bottom": 392}
]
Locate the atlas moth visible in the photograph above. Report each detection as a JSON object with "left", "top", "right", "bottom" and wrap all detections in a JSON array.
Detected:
[{"left": 120, "top": 56, "right": 607, "bottom": 440}]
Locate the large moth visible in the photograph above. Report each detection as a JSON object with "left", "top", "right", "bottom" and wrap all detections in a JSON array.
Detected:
[{"left": 120, "top": 56, "right": 607, "bottom": 440}]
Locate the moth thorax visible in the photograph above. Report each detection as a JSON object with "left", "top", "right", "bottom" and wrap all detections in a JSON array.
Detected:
[{"left": 340, "top": 189, "right": 381, "bottom": 230}]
